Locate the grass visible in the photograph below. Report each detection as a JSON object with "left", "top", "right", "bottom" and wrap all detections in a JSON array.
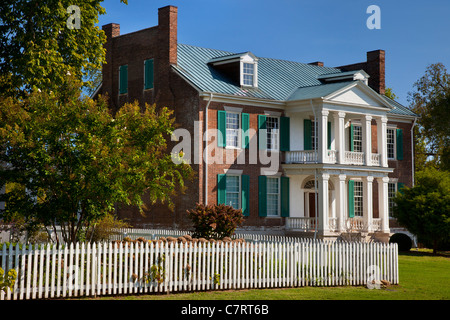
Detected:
[{"left": 72, "top": 250, "right": 449, "bottom": 301}]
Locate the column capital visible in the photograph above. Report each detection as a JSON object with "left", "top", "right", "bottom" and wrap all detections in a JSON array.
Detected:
[
  {"left": 364, "top": 175, "right": 374, "bottom": 183},
  {"left": 365, "top": 115, "right": 373, "bottom": 122},
  {"left": 376, "top": 116, "right": 388, "bottom": 124},
  {"left": 338, "top": 174, "right": 347, "bottom": 181},
  {"left": 378, "top": 176, "right": 390, "bottom": 183},
  {"left": 321, "top": 109, "right": 329, "bottom": 117},
  {"left": 334, "top": 111, "right": 346, "bottom": 118},
  {"left": 320, "top": 173, "right": 330, "bottom": 181}
]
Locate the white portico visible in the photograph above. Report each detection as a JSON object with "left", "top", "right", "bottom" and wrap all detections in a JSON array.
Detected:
[{"left": 282, "top": 78, "right": 395, "bottom": 239}]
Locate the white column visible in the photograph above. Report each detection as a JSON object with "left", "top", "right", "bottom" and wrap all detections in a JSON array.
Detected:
[
  {"left": 363, "top": 176, "right": 374, "bottom": 232},
  {"left": 318, "top": 173, "right": 330, "bottom": 234},
  {"left": 318, "top": 110, "right": 329, "bottom": 163},
  {"left": 363, "top": 115, "right": 373, "bottom": 166},
  {"left": 376, "top": 116, "right": 388, "bottom": 167},
  {"left": 334, "top": 112, "right": 346, "bottom": 164},
  {"left": 335, "top": 174, "right": 347, "bottom": 232},
  {"left": 378, "top": 176, "right": 390, "bottom": 233}
]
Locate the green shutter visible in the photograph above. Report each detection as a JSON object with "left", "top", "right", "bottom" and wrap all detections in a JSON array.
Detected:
[
  {"left": 328, "top": 121, "right": 332, "bottom": 150},
  {"left": 258, "top": 175, "right": 267, "bottom": 217},
  {"left": 280, "top": 116, "right": 290, "bottom": 151},
  {"left": 217, "top": 174, "right": 226, "bottom": 205},
  {"left": 241, "top": 175, "right": 250, "bottom": 216},
  {"left": 350, "top": 124, "right": 354, "bottom": 152},
  {"left": 396, "top": 128, "right": 404, "bottom": 160},
  {"left": 119, "top": 65, "right": 128, "bottom": 94},
  {"left": 242, "top": 113, "right": 250, "bottom": 149},
  {"left": 281, "top": 176, "right": 290, "bottom": 217},
  {"left": 144, "top": 59, "right": 154, "bottom": 90},
  {"left": 348, "top": 180, "right": 355, "bottom": 218},
  {"left": 304, "top": 119, "right": 312, "bottom": 150},
  {"left": 397, "top": 182, "right": 406, "bottom": 195},
  {"left": 217, "top": 110, "right": 226, "bottom": 148},
  {"left": 258, "top": 115, "right": 267, "bottom": 150}
]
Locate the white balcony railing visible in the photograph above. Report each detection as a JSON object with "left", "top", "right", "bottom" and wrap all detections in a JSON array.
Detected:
[
  {"left": 285, "top": 217, "right": 317, "bottom": 231},
  {"left": 371, "top": 153, "right": 381, "bottom": 166},
  {"left": 285, "top": 151, "right": 317, "bottom": 164},
  {"left": 326, "top": 150, "right": 337, "bottom": 163},
  {"left": 344, "top": 151, "right": 365, "bottom": 165}
]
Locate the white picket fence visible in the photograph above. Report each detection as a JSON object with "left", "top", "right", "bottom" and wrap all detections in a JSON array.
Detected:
[{"left": 0, "top": 240, "right": 398, "bottom": 300}]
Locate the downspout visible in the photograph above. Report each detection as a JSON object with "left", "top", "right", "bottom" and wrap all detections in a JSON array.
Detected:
[
  {"left": 204, "top": 93, "right": 214, "bottom": 205},
  {"left": 411, "top": 117, "right": 417, "bottom": 186},
  {"left": 310, "top": 99, "right": 318, "bottom": 239}
]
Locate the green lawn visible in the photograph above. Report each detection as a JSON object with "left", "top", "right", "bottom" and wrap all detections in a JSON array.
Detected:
[{"left": 77, "top": 250, "right": 450, "bottom": 301}]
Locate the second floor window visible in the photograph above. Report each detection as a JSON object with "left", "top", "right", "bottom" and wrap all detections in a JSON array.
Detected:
[
  {"left": 226, "top": 112, "right": 240, "bottom": 148},
  {"left": 387, "top": 128, "right": 396, "bottom": 159},
  {"left": 266, "top": 116, "right": 279, "bottom": 151},
  {"left": 352, "top": 125, "right": 362, "bottom": 152}
]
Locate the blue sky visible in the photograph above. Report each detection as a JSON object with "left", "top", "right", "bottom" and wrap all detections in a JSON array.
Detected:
[{"left": 98, "top": 0, "right": 450, "bottom": 106}]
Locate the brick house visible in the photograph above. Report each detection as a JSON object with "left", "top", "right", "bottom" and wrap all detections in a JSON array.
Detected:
[{"left": 94, "top": 6, "right": 417, "bottom": 240}]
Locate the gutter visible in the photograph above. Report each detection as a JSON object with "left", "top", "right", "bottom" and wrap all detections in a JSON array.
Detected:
[
  {"left": 411, "top": 117, "right": 417, "bottom": 186},
  {"left": 310, "top": 99, "right": 318, "bottom": 239},
  {"left": 204, "top": 93, "right": 214, "bottom": 205}
]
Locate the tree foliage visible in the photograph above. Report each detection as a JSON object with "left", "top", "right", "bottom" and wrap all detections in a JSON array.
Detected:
[
  {"left": 0, "top": 78, "right": 192, "bottom": 243},
  {"left": 0, "top": 0, "right": 127, "bottom": 97},
  {"left": 393, "top": 168, "right": 450, "bottom": 254},
  {"left": 408, "top": 63, "right": 450, "bottom": 170}
]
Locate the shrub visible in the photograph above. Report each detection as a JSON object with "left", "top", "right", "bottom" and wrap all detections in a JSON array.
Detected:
[
  {"left": 86, "top": 213, "right": 131, "bottom": 243},
  {"left": 187, "top": 203, "right": 244, "bottom": 240},
  {"left": 389, "top": 233, "right": 412, "bottom": 252}
]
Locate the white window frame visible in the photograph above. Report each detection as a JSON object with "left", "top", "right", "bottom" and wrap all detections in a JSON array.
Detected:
[
  {"left": 353, "top": 125, "right": 363, "bottom": 153},
  {"left": 242, "top": 62, "right": 255, "bottom": 86},
  {"left": 225, "top": 111, "right": 241, "bottom": 149},
  {"left": 353, "top": 180, "right": 363, "bottom": 217},
  {"left": 266, "top": 116, "right": 280, "bottom": 151},
  {"left": 266, "top": 176, "right": 280, "bottom": 217},
  {"left": 387, "top": 127, "right": 396, "bottom": 160},
  {"left": 225, "top": 174, "right": 241, "bottom": 210},
  {"left": 388, "top": 182, "right": 397, "bottom": 218}
]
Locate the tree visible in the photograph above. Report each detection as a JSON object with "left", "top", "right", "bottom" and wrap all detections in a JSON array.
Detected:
[
  {"left": 393, "top": 168, "right": 450, "bottom": 254},
  {"left": 0, "top": 0, "right": 127, "bottom": 97},
  {"left": 0, "top": 78, "right": 192, "bottom": 243},
  {"left": 408, "top": 63, "right": 450, "bottom": 170}
]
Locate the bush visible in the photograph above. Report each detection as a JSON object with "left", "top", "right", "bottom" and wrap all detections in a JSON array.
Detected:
[
  {"left": 187, "top": 203, "right": 244, "bottom": 240},
  {"left": 86, "top": 214, "right": 131, "bottom": 243},
  {"left": 389, "top": 233, "right": 412, "bottom": 251}
]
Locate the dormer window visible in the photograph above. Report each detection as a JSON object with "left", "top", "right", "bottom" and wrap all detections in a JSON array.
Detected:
[
  {"left": 209, "top": 51, "right": 258, "bottom": 88},
  {"left": 242, "top": 63, "right": 255, "bottom": 86}
]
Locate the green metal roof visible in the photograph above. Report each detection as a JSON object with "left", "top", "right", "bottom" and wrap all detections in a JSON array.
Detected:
[
  {"left": 174, "top": 43, "right": 416, "bottom": 117},
  {"left": 384, "top": 96, "right": 417, "bottom": 117}
]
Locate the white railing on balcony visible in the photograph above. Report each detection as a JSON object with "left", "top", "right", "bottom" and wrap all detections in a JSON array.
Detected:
[
  {"left": 371, "top": 153, "right": 381, "bottom": 166},
  {"left": 285, "top": 151, "right": 317, "bottom": 164},
  {"left": 344, "top": 151, "right": 365, "bottom": 165},
  {"left": 285, "top": 217, "right": 317, "bottom": 231},
  {"left": 326, "top": 150, "right": 337, "bottom": 163},
  {"left": 371, "top": 218, "right": 382, "bottom": 231},
  {"left": 345, "top": 217, "right": 366, "bottom": 231},
  {"left": 328, "top": 217, "right": 338, "bottom": 232}
]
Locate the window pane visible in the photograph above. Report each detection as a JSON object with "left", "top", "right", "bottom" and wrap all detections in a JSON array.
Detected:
[
  {"left": 226, "top": 113, "right": 240, "bottom": 147},
  {"left": 266, "top": 117, "right": 279, "bottom": 150},
  {"left": 266, "top": 177, "right": 279, "bottom": 216},
  {"left": 388, "top": 182, "right": 396, "bottom": 217},
  {"left": 387, "top": 128, "right": 395, "bottom": 159},
  {"left": 226, "top": 175, "right": 240, "bottom": 209},
  {"left": 243, "top": 63, "right": 254, "bottom": 86},
  {"left": 353, "top": 126, "right": 362, "bottom": 153},
  {"left": 354, "top": 181, "right": 363, "bottom": 217}
]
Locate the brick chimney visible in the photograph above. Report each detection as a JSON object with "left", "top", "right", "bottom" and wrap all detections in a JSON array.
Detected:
[
  {"left": 158, "top": 5, "right": 178, "bottom": 66},
  {"left": 337, "top": 49, "right": 385, "bottom": 95},
  {"left": 309, "top": 61, "right": 324, "bottom": 67},
  {"left": 101, "top": 23, "right": 120, "bottom": 108}
]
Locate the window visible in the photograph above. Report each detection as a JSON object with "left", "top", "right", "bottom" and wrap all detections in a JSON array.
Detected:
[
  {"left": 242, "top": 63, "right": 254, "bottom": 86},
  {"left": 387, "top": 128, "right": 395, "bottom": 159},
  {"left": 226, "top": 175, "right": 240, "bottom": 209},
  {"left": 353, "top": 125, "right": 362, "bottom": 152},
  {"left": 311, "top": 120, "right": 318, "bottom": 151},
  {"left": 226, "top": 112, "right": 240, "bottom": 148},
  {"left": 388, "top": 182, "right": 396, "bottom": 218},
  {"left": 266, "top": 177, "right": 280, "bottom": 216},
  {"left": 266, "top": 116, "right": 279, "bottom": 151},
  {"left": 354, "top": 181, "right": 363, "bottom": 217}
]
